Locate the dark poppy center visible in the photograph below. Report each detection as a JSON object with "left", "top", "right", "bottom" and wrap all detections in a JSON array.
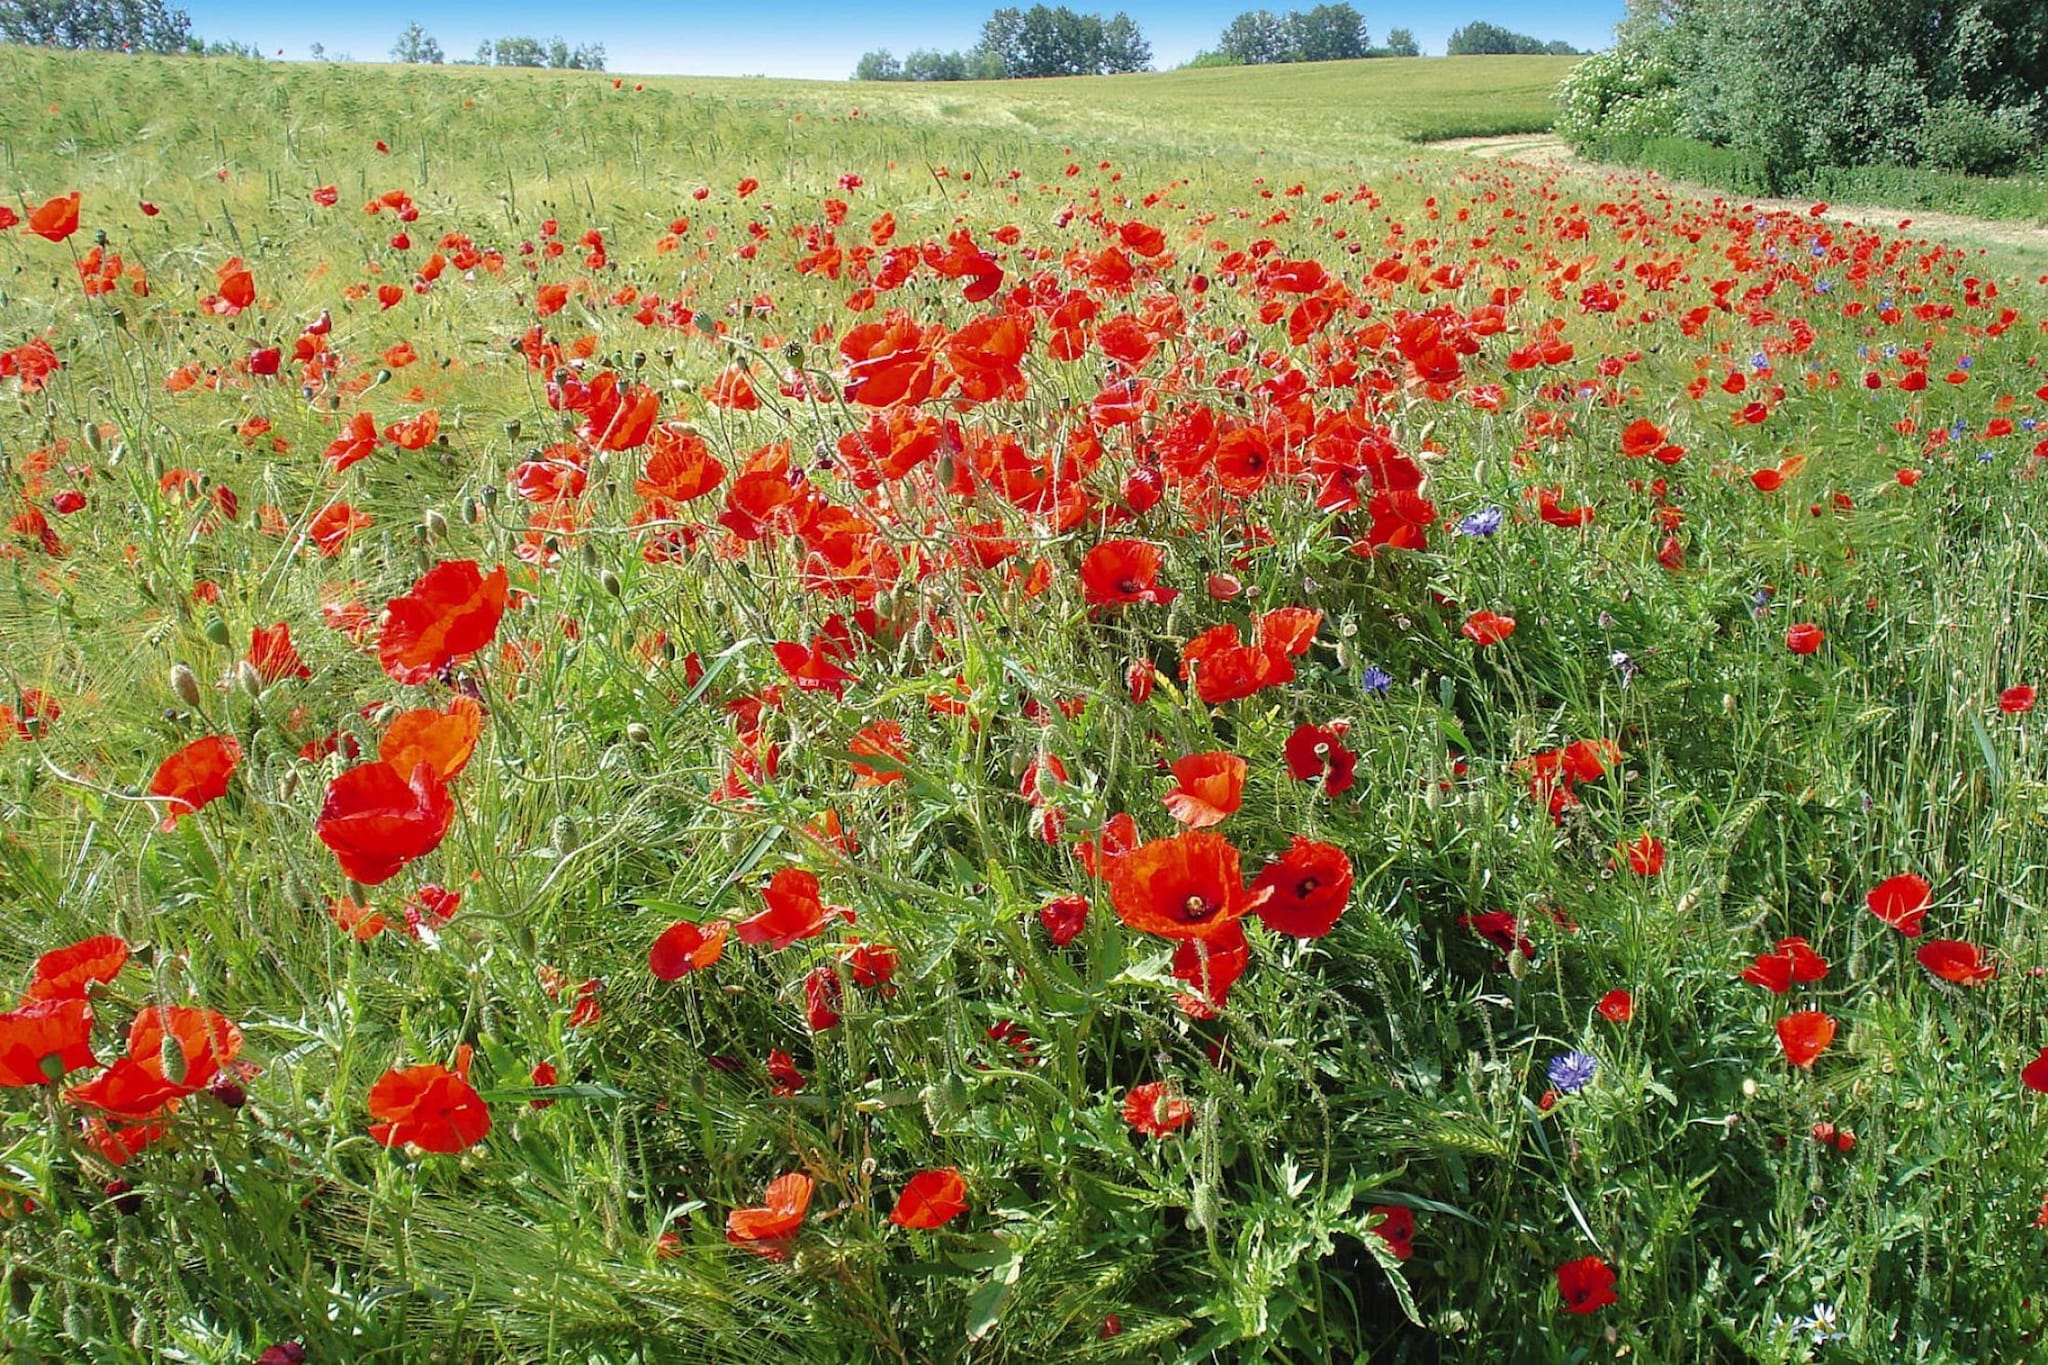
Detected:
[
  {"left": 1296, "top": 877, "right": 1319, "bottom": 897},
  {"left": 1118, "top": 577, "right": 1144, "bottom": 595}
]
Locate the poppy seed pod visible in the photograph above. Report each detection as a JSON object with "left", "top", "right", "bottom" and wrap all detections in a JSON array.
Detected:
[{"left": 170, "top": 662, "right": 202, "bottom": 707}]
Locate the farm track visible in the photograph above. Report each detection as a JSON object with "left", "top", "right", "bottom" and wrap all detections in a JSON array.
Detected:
[{"left": 1439, "top": 133, "right": 2048, "bottom": 257}]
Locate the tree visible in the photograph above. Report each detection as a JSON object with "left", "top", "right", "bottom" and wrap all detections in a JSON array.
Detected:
[
  {"left": 1383, "top": 26, "right": 1419, "bottom": 56},
  {"left": 0, "top": 0, "right": 192, "bottom": 53},
  {"left": 1218, "top": 9, "right": 1289, "bottom": 64},
  {"left": 903, "top": 47, "right": 969, "bottom": 80},
  {"left": 1099, "top": 11, "right": 1150, "bottom": 71},
  {"left": 1286, "top": 3, "right": 1367, "bottom": 61},
  {"left": 1446, "top": 21, "right": 1549, "bottom": 55},
  {"left": 491, "top": 35, "right": 545, "bottom": 66},
  {"left": 852, "top": 48, "right": 902, "bottom": 80},
  {"left": 389, "top": 21, "right": 442, "bottom": 63}
]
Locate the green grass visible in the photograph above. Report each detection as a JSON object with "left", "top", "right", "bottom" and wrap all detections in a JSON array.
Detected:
[{"left": 2, "top": 43, "right": 2048, "bottom": 1365}]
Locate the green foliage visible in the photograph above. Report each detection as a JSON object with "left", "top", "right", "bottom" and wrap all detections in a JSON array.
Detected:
[
  {"left": 389, "top": 21, "right": 441, "bottom": 64},
  {"left": 475, "top": 35, "right": 605, "bottom": 71},
  {"left": 0, "top": 0, "right": 188, "bottom": 52},
  {"left": 979, "top": 4, "right": 1151, "bottom": 77},
  {"left": 1216, "top": 4, "right": 1369, "bottom": 65},
  {"left": 1576, "top": 0, "right": 2048, "bottom": 190},
  {"left": 1383, "top": 26, "right": 1420, "bottom": 58},
  {"left": 1447, "top": 21, "right": 1577, "bottom": 56},
  {"left": 1554, "top": 45, "right": 1678, "bottom": 150}
]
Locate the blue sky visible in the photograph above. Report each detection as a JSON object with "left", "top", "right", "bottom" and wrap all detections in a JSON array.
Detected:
[{"left": 189, "top": 1, "right": 1624, "bottom": 80}]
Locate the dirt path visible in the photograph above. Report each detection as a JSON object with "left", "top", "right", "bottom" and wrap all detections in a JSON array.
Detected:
[{"left": 1435, "top": 133, "right": 2048, "bottom": 259}]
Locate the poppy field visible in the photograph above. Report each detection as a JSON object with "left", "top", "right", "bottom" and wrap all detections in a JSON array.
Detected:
[{"left": 5, "top": 45, "right": 2048, "bottom": 1363}]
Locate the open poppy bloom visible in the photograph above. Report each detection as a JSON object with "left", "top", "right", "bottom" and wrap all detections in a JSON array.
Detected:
[
  {"left": 69, "top": 1006, "right": 243, "bottom": 1118},
  {"left": 1776, "top": 1010, "right": 1837, "bottom": 1068},
  {"left": 27, "top": 192, "right": 81, "bottom": 242},
  {"left": 315, "top": 761, "right": 456, "bottom": 885},
  {"left": 1616, "top": 833, "right": 1666, "bottom": 876},
  {"left": 1556, "top": 1255, "right": 1618, "bottom": 1314},
  {"left": 736, "top": 868, "right": 841, "bottom": 949},
  {"left": 0, "top": 998, "right": 97, "bottom": 1087},
  {"left": 1462, "top": 610, "right": 1517, "bottom": 646},
  {"left": 1171, "top": 919, "right": 1250, "bottom": 1015},
  {"left": 1108, "top": 830, "right": 1269, "bottom": 941},
  {"left": 23, "top": 935, "right": 130, "bottom": 1003},
  {"left": 1368, "top": 1205, "right": 1414, "bottom": 1260},
  {"left": 1251, "top": 837, "right": 1353, "bottom": 939},
  {"left": 378, "top": 696, "right": 484, "bottom": 781},
  {"left": 1784, "top": 622, "right": 1826, "bottom": 655},
  {"left": 1282, "top": 722, "right": 1357, "bottom": 796},
  {"left": 1038, "top": 894, "right": 1090, "bottom": 946},
  {"left": 148, "top": 735, "right": 242, "bottom": 831},
  {"left": 367, "top": 1062, "right": 491, "bottom": 1153},
  {"left": 1161, "top": 751, "right": 1246, "bottom": 828},
  {"left": 247, "top": 622, "right": 312, "bottom": 683},
  {"left": 726, "top": 1172, "right": 813, "bottom": 1259},
  {"left": 2023, "top": 1047, "right": 2048, "bottom": 1093},
  {"left": 1866, "top": 873, "right": 1930, "bottom": 938},
  {"left": 378, "top": 560, "right": 510, "bottom": 685},
  {"left": 1180, "top": 624, "right": 1292, "bottom": 705},
  {"left": 1079, "top": 539, "right": 1177, "bottom": 608},
  {"left": 845, "top": 720, "right": 908, "bottom": 785},
  {"left": 1597, "top": 989, "right": 1635, "bottom": 1023},
  {"left": 2000, "top": 685, "right": 2036, "bottom": 714},
  {"left": 1123, "top": 1080, "right": 1194, "bottom": 1137},
  {"left": 649, "top": 920, "right": 729, "bottom": 980},
  {"left": 1741, "top": 937, "right": 1829, "bottom": 992},
  {"left": 1916, "top": 939, "right": 1994, "bottom": 985},
  {"left": 889, "top": 1168, "right": 969, "bottom": 1230}
]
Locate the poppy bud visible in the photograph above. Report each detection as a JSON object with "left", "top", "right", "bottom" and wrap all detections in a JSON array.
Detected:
[
  {"left": 278, "top": 767, "right": 299, "bottom": 802},
  {"left": 1506, "top": 948, "right": 1529, "bottom": 979},
  {"left": 159, "top": 1034, "right": 188, "bottom": 1087},
  {"left": 236, "top": 660, "right": 264, "bottom": 697},
  {"left": 503, "top": 419, "right": 522, "bottom": 440},
  {"left": 478, "top": 484, "right": 498, "bottom": 509},
  {"left": 552, "top": 814, "right": 580, "bottom": 851},
  {"left": 423, "top": 508, "right": 448, "bottom": 540},
  {"left": 601, "top": 569, "right": 622, "bottom": 598},
  {"left": 626, "top": 722, "right": 652, "bottom": 746},
  {"left": 203, "top": 615, "right": 231, "bottom": 647},
  {"left": 171, "top": 662, "right": 202, "bottom": 707},
  {"left": 462, "top": 498, "right": 481, "bottom": 525}
]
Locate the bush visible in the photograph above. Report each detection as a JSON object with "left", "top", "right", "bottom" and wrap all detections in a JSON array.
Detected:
[
  {"left": 1555, "top": 46, "right": 1679, "bottom": 151},
  {"left": 1916, "top": 97, "right": 2040, "bottom": 176}
]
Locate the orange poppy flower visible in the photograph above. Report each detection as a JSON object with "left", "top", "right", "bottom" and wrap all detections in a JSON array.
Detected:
[
  {"left": 888, "top": 1168, "right": 969, "bottom": 1229},
  {"left": 1179, "top": 624, "right": 1292, "bottom": 705},
  {"left": 846, "top": 721, "right": 908, "bottom": 785},
  {"left": 1462, "top": 610, "right": 1517, "bottom": 646},
  {"left": 1122, "top": 1080, "right": 1193, "bottom": 1137},
  {"left": 23, "top": 935, "right": 130, "bottom": 1003},
  {"left": 308, "top": 501, "right": 374, "bottom": 555},
  {"left": 1108, "top": 830, "right": 1269, "bottom": 941},
  {"left": 378, "top": 560, "right": 509, "bottom": 685},
  {"left": 1776, "top": 1010, "right": 1836, "bottom": 1068},
  {"left": 382, "top": 410, "right": 440, "bottom": 451},
  {"left": 1161, "top": 751, "right": 1246, "bottom": 828},
  {"left": 1916, "top": 939, "right": 1994, "bottom": 985},
  {"left": 841, "top": 311, "right": 942, "bottom": 407},
  {"left": 148, "top": 735, "right": 242, "bottom": 831},
  {"left": 727, "top": 1172, "right": 813, "bottom": 1258},
  {"left": 634, "top": 426, "right": 726, "bottom": 503},
  {"left": 0, "top": 998, "right": 97, "bottom": 1087},
  {"left": 315, "top": 761, "right": 455, "bottom": 885},
  {"left": 378, "top": 696, "right": 483, "bottom": 781},
  {"left": 68, "top": 1006, "right": 243, "bottom": 1118},
  {"left": 27, "top": 192, "right": 80, "bottom": 243},
  {"left": 323, "top": 412, "right": 380, "bottom": 472},
  {"left": 648, "top": 920, "right": 729, "bottom": 980},
  {"left": 367, "top": 1062, "right": 491, "bottom": 1153},
  {"left": 1251, "top": 837, "right": 1353, "bottom": 938}
]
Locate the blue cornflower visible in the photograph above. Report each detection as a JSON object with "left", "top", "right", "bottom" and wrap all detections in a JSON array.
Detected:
[
  {"left": 1457, "top": 507, "right": 1503, "bottom": 537},
  {"left": 1751, "top": 352, "right": 1770, "bottom": 370},
  {"left": 1361, "top": 666, "right": 1392, "bottom": 696},
  {"left": 1547, "top": 1051, "right": 1598, "bottom": 1094}
]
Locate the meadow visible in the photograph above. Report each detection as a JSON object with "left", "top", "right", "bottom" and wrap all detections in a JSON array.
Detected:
[{"left": 2, "top": 43, "right": 2048, "bottom": 1363}]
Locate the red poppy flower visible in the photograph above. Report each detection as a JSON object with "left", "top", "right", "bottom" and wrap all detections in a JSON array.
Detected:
[
  {"left": 841, "top": 312, "right": 942, "bottom": 408},
  {"left": 2023, "top": 1048, "right": 2048, "bottom": 1093},
  {"left": 1866, "top": 873, "right": 1930, "bottom": 938},
  {"left": 367, "top": 1062, "right": 491, "bottom": 1153},
  {"left": 1251, "top": 836, "right": 1353, "bottom": 939},
  {"left": 773, "top": 638, "right": 858, "bottom": 699},
  {"left": 308, "top": 501, "right": 373, "bottom": 555},
  {"left": 1616, "top": 833, "right": 1666, "bottom": 876},
  {"left": 649, "top": 920, "right": 729, "bottom": 980},
  {"left": 0, "top": 998, "right": 97, "bottom": 1087},
  {"left": 889, "top": 1168, "right": 969, "bottom": 1230},
  {"left": 1556, "top": 1255, "right": 1618, "bottom": 1314},
  {"left": 1282, "top": 722, "right": 1357, "bottom": 796},
  {"left": 1108, "top": 831, "right": 1269, "bottom": 941},
  {"left": 1916, "top": 939, "right": 1994, "bottom": 986},
  {"left": 1597, "top": 989, "right": 1634, "bottom": 1023},
  {"left": 148, "top": 735, "right": 242, "bottom": 831},
  {"left": 1741, "top": 937, "right": 1829, "bottom": 993},
  {"left": 1784, "top": 622, "right": 1825, "bottom": 655},
  {"left": 1460, "top": 911, "right": 1535, "bottom": 959},
  {"left": 1038, "top": 894, "right": 1090, "bottom": 946},
  {"left": 378, "top": 560, "right": 509, "bottom": 685},
  {"left": 2001, "top": 685, "right": 2036, "bottom": 714},
  {"left": 1368, "top": 1205, "right": 1414, "bottom": 1260},
  {"left": 1122, "top": 1080, "right": 1193, "bottom": 1137},
  {"left": 69, "top": 1006, "right": 242, "bottom": 1117},
  {"left": 846, "top": 720, "right": 909, "bottom": 786},
  {"left": 27, "top": 192, "right": 80, "bottom": 242},
  {"left": 727, "top": 1172, "right": 813, "bottom": 1258},
  {"left": 635, "top": 425, "right": 726, "bottom": 503},
  {"left": 1257, "top": 607, "right": 1322, "bottom": 657},
  {"left": 23, "top": 935, "right": 130, "bottom": 1003},
  {"left": 1162, "top": 751, "right": 1246, "bottom": 828},
  {"left": 1776, "top": 1010, "right": 1837, "bottom": 1068},
  {"left": 378, "top": 697, "right": 483, "bottom": 783},
  {"left": 1171, "top": 919, "right": 1249, "bottom": 1015},
  {"left": 246, "top": 622, "right": 312, "bottom": 684},
  {"left": 1079, "top": 539, "right": 1176, "bottom": 608},
  {"left": 1462, "top": 610, "right": 1516, "bottom": 646},
  {"left": 736, "top": 868, "right": 838, "bottom": 949},
  {"left": 1180, "top": 624, "right": 1292, "bottom": 705},
  {"left": 315, "top": 761, "right": 455, "bottom": 885}
]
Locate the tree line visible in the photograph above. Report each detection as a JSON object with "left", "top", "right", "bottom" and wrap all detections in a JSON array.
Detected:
[
  {"left": 391, "top": 23, "right": 605, "bottom": 71},
  {"left": 855, "top": 5, "right": 1149, "bottom": 81}
]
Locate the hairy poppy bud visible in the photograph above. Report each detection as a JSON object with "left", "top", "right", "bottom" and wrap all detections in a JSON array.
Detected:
[
  {"left": 503, "top": 419, "right": 522, "bottom": 440},
  {"left": 236, "top": 660, "right": 263, "bottom": 698},
  {"left": 552, "top": 814, "right": 579, "bottom": 851},
  {"left": 170, "top": 662, "right": 202, "bottom": 707},
  {"left": 601, "top": 569, "right": 622, "bottom": 598},
  {"left": 202, "top": 615, "right": 231, "bottom": 647},
  {"left": 626, "top": 722, "right": 651, "bottom": 746},
  {"left": 477, "top": 483, "right": 498, "bottom": 509},
  {"left": 423, "top": 508, "right": 448, "bottom": 540},
  {"left": 159, "top": 1034, "right": 188, "bottom": 1087}
]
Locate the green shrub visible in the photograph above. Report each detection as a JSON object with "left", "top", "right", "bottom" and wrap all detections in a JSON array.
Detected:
[
  {"left": 1915, "top": 97, "right": 2040, "bottom": 175},
  {"left": 1555, "top": 47, "right": 1679, "bottom": 151}
]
